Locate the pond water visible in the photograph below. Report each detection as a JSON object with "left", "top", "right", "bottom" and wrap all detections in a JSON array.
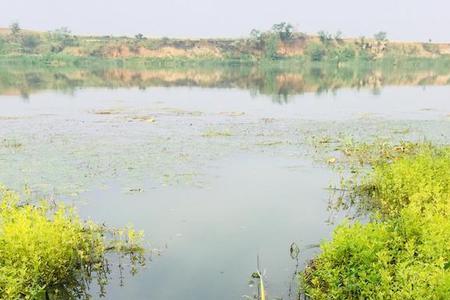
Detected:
[{"left": 1, "top": 66, "right": 449, "bottom": 299}]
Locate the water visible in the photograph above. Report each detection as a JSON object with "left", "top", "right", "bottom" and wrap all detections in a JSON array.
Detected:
[
  {"left": 0, "top": 66, "right": 449, "bottom": 299},
  {"left": 81, "top": 156, "right": 334, "bottom": 299}
]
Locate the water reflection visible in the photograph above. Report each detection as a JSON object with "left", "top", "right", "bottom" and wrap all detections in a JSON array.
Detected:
[{"left": 1, "top": 63, "right": 449, "bottom": 101}]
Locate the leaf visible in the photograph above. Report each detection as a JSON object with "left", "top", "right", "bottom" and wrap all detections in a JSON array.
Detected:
[
  {"left": 258, "top": 271, "right": 266, "bottom": 300},
  {"left": 290, "top": 242, "right": 300, "bottom": 260}
]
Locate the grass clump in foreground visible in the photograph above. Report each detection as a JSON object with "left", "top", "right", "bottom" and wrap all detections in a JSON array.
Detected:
[
  {"left": 0, "top": 186, "right": 145, "bottom": 299},
  {"left": 302, "top": 146, "right": 450, "bottom": 299}
]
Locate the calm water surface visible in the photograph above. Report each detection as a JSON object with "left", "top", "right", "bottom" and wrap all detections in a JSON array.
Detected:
[{"left": 1, "top": 69, "right": 449, "bottom": 299}]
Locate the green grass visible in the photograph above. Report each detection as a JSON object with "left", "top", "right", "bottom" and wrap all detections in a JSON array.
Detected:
[
  {"left": 0, "top": 186, "right": 145, "bottom": 299},
  {"left": 302, "top": 146, "right": 450, "bottom": 299}
]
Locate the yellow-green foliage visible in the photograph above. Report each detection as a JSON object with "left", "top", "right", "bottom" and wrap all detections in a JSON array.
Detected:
[
  {"left": 0, "top": 187, "right": 144, "bottom": 299},
  {"left": 303, "top": 146, "right": 450, "bottom": 299},
  {"left": 368, "top": 147, "right": 450, "bottom": 216},
  {"left": 304, "top": 207, "right": 450, "bottom": 299}
]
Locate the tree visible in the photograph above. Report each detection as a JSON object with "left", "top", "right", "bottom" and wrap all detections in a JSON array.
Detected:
[
  {"left": 21, "top": 34, "right": 40, "bottom": 53},
  {"left": 135, "top": 33, "right": 145, "bottom": 40},
  {"left": 334, "top": 31, "right": 344, "bottom": 43},
  {"left": 49, "top": 27, "right": 77, "bottom": 53},
  {"left": 9, "top": 22, "right": 21, "bottom": 37},
  {"left": 250, "top": 29, "right": 262, "bottom": 40},
  {"left": 271, "top": 22, "right": 294, "bottom": 42},
  {"left": 318, "top": 30, "right": 333, "bottom": 45},
  {"left": 306, "top": 43, "right": 327, "bottom": 61},
  {"left": 374, "top": 31, "right": 388, "bottom": 43}
]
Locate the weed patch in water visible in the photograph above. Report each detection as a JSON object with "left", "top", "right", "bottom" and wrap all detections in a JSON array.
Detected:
[
  {"left": 302, "top": 145, "right": 450, "bottom": 299},
  {"left": 201, "top": 129, "right": 233, "bottom": 137},
  {"left": 0, "top": 186, "right": 146, "bottom": 299}
]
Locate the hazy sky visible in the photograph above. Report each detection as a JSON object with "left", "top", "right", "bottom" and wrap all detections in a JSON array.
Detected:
[{"left": 0, "top": 0, "right": 449, "bottom": 42}]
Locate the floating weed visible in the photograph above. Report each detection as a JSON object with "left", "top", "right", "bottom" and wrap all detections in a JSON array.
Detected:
[
  {"left": 201, "top": 129, "right": 232, "bottom": 137},
  {"left": 91, "top": 108, "right": 124, "bottom": 115},
  {"left": 392, "top": 128, "right": 411, "bottom": 135},
  {"left": 1, "top": 138, "right": 23, "bottom": 150},
  {"left": 334, "top": 139, "right": 433, "bottom": 166},
  {"left": 130, "top": 115, "right": 156, "bottom": 123},
  {"left": 256, "top": 141, "right": 283, "bottom": 147},
  {"left": 218, "top": 111, "right": 245, "bottom": 117}
]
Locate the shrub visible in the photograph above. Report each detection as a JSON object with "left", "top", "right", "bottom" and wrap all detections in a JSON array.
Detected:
[
  {"left": 0, "top": 186, "right": 145, "bottom": 299},
  {"left": 335, "top": 46, "right": 356, "bottom": 62},
  {"left": 365, "top": 147, "right": 450, "bottom": 216},
  {"left": 263, "top": 34, "right": 280, "bottom": 60},
  {"left": 303, "top": 207, "right": 450, "bottom": 299},
  {"left": 302, "top": 147, "right": 450, "bottom": 299},
  {"left": 423, "top": 43, "right": 440, "bottom": 55},
  {"left": 49, "top": 27, "right": 79, "bottom": 53},
  {"left": 318, "top": 31, "right": 333, "bottom": 45},
  {"left": 9, "top": 22, "right": 21, "bottom": 37},
  {"left": 306, "top": 43, "right": 327, "bottom": 61},
  {"left": 374, "top": 31, "right": 388, "bottom": 43},
  {"left": 21, "top": 34, "right": 41, "bottom": 53}
]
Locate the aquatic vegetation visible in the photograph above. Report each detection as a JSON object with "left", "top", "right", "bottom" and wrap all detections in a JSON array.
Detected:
[
  {"left": 335, "top": 139, "right": 427, "bottom": 166},
  {"left": 303, "top": 210, "right": 450, "bottom": 299},
  {"left": 302, "top": 146, "right": 450, "bottom": 299},
  {"left": 0, "top": 186, "right": 145, "bottom": 299},
  {"left": 361, "top": 146, "right": 450, "bottom": 216},
  {"left": 314, "top": 137, "right": 432, "bottom": 167},
  {"left": 201, "top": 129, "right": 232, "bottom": 137}
]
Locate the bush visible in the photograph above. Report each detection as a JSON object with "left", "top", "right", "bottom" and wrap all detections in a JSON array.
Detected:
[
  {"left": 366, "top": 147, "right": 450, "bottom": 216},
  {"left": 21, "top": 34, "right": 41, "bottom": 53},
  {"left": 318, "top": 31, "right": 333, "bottom": 45},
  {"left": 374, "top": 31, "right": 388, "bottom": 43},
  {"left": 335, "top": 46, "right": 356, "bottom": 62},
  {"left": 302, "top": 147, "right": 450, "bottom": 299},
  {"left": 306, "top": 43, "right": 327, "bottom": 61},
  {"left": 303, "top": 208, "right": 450, "bottom": 299},
  {"left": 0, "top": 186, "right": 145, "bottom": 299},
  {"left": 263, "top": 34, "right": 280, "bottom": 60}
]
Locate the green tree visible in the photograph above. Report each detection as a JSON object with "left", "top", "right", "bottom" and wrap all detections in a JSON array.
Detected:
[
  {"left": 49, "top": 27, "right": 77, "bottom": 53},
  {"left": 250, "top": 29, "right": 264, "bottom": 50},
  {"left": 21, "top": 34, "right": 41, "bottom": 53},
  {"left": 250, "top": 29, "right": 262, "bottom": 40},
  {"left": 9, "top": 21, "right": 21, "bottom": 37},
  {"left": 318, "top": 30, "right": 333, "bottom": 45},
  {"left": 334, "top": 30, "right": 344, "bottom": 44},
  {"left": 271, "top": 22, "right": 294, "bottom": 42},
  {"left": 306, "top": 43, "right": 327, "bottom": 61},
  {"left": 374, "top": 31, "right": 388, "bottom": 43},
  {"left": 135, "top": 33, "right": 145, "bottom": 40}
]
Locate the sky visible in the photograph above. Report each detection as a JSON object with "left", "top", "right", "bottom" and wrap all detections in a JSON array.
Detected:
[{"left": 0, "top": 0, "right": 449, "bottom": 42}]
